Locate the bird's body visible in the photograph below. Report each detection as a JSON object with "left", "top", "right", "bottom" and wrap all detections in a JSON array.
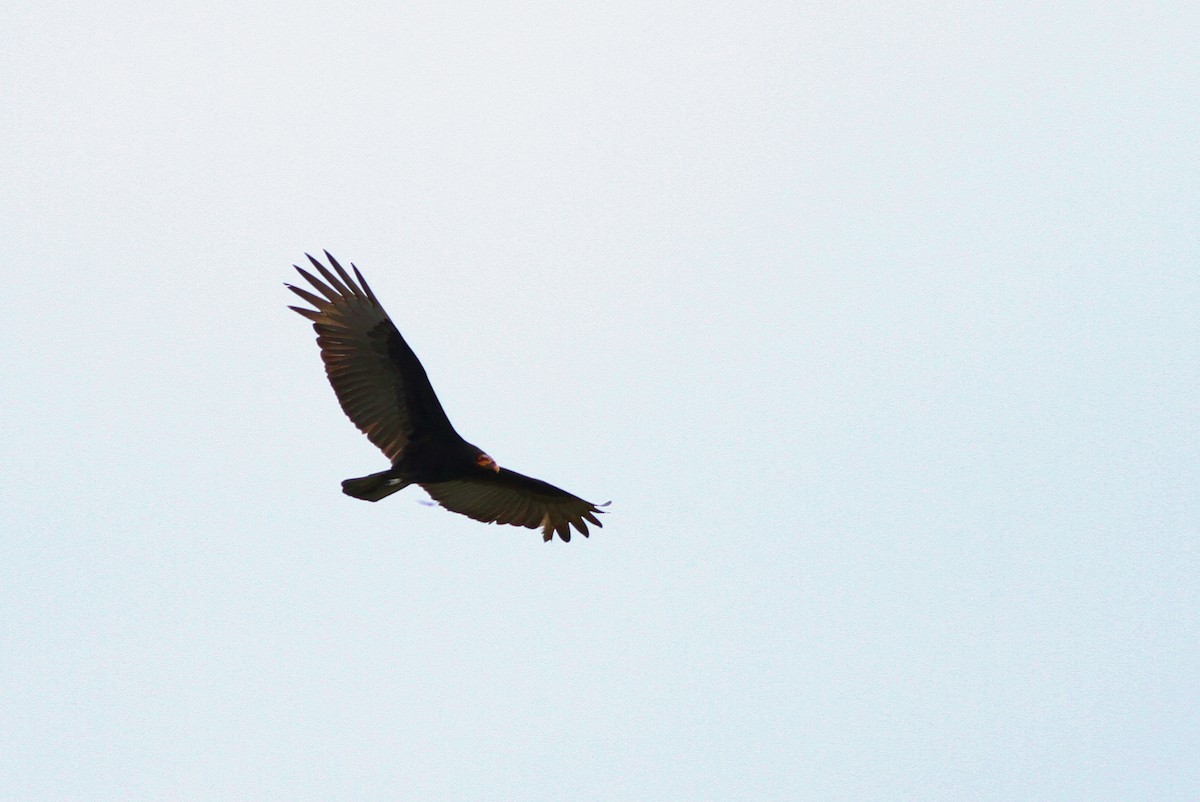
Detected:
[{"left": 287, "top": 252, "right": 605, "bottom": 542}]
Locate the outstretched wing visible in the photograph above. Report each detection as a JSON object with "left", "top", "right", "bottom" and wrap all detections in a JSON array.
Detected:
[
  {"left": 287, "top": 252, "right": 454, "bottom": 461},
  {"left": 420, "top": 469, "right": 607, "bottom": 542}
]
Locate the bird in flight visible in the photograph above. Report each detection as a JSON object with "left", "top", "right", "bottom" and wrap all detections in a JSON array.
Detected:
[{"left": 286, "top": 252, "right": 606, "bottom": 542}]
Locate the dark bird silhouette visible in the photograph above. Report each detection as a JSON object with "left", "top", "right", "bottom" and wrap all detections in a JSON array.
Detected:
[{"left": 286, "top": 252, "right": 606, "bottom": 542}]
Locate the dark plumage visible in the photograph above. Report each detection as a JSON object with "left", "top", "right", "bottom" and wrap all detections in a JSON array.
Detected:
[{"left": 287, "top": 252, "right": 606, "bottom": 542}]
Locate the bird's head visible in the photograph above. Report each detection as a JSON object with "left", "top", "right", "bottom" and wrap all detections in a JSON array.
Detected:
[{"left": 475, "top": 452, "right": 500, "bottom": 473}]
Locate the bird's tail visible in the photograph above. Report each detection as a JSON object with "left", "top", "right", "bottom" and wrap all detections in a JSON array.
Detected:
[{"left": 341, "top": 470, "right": 409, "bottom": 502}]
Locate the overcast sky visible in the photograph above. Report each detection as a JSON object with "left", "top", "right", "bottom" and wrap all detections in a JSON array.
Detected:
[{"left": 2, "top": 1, "right": 1197, "bottom": 799}]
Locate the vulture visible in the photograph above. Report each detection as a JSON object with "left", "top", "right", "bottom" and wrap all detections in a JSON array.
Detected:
[{"left": 286, "top": 252, "right": 606, "bottom": 542}]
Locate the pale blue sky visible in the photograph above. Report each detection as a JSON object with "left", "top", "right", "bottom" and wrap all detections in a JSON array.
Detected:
[{"left": 2, "top": 1, "right": 1197, "bottom": 799}]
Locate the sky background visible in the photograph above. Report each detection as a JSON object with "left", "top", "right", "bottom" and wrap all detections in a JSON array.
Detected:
[{"left": 2, "top": 1, "right": 1198, "bottom": 799}]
